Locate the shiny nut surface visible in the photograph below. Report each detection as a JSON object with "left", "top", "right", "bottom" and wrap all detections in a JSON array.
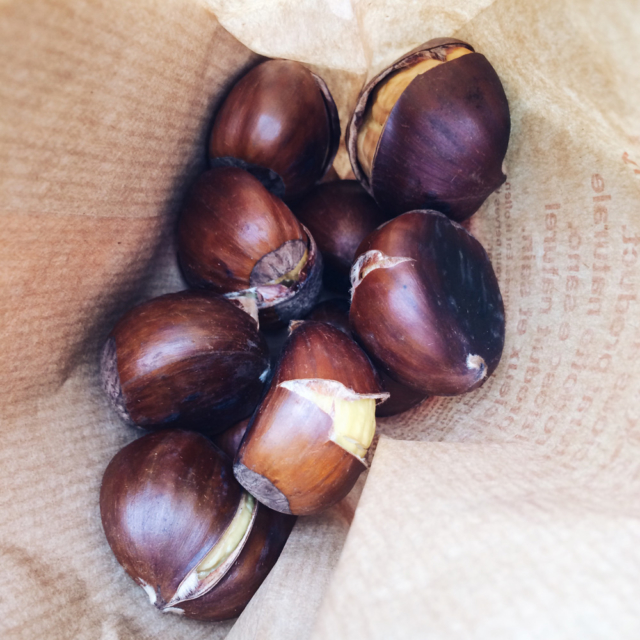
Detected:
[
  {"left": 209, "top": 59, "right": 340, "bottom": 200},
  {"left": 350, "top": 210, "right": 505, "bottom": 396},
  {"left": 347, "top": 38, "right": 510, "bottom": 222},
  {"left": 100, "top": 430, "right": 294, "bottom": 621},
  {"left": 101, "top": 291, "right": 270, "bottom": 433},
  {"left": 234, "top": 322, "right": 387, "bottom": 515}
]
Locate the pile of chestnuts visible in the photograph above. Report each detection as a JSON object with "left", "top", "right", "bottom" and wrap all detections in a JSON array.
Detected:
[{"left": 99, "top": 39, "right": 510, "bottom": 622}]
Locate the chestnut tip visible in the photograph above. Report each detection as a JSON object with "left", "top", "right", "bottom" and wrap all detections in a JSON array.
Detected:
[{"left": 209, "top": 156, "right": 286, "bottom": 199}]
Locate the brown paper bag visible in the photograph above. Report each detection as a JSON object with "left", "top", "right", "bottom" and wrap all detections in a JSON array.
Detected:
[{"left": 1, "top": 0, "right": 639, "bottom": 638}]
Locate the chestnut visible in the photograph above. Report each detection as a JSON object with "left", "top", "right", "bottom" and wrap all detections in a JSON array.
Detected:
[
  {"left": 350, "top": 210, "right": 505, "bottom": 396},
  {"left": 100, "top": 290, "right": 270, "bottom": 433},
  {"left": 177, "top": 166, "right": 323, "bottom": 327},
  {"left": 209, "top": 59, "right": 340, "bottom": 201},
  {"left": 292, "top": 180, "right": 389, "bottom": 293},
  {"left": 347, "top": 38, "right": 510, "bottom": 222},
  {"left": 213, "top": 417, "right": 250, "bottom": 460},
  {"left": 234, "top": 322, "right": 388, "bottom": 515},
  {"left": 100, "top": 430, "right": 295, "bottom": 620},
  {"left": 307, "top": 298, "right": 428, "bottom": 416}
]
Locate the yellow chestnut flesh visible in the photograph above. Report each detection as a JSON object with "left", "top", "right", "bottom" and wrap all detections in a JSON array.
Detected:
[{"left": 357, "top": 46, "right": 473, "bottom": 178}]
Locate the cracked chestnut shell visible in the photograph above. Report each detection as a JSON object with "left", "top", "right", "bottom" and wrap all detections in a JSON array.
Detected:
[
  {"left": 234, "top": 321, "right": 388, "bottom": 516},
  {"left": 347, "top": 37, "right": 510, "bottom": 222},
  {"left": 100, "top": 291, "right": 270, "bottom": 433},
  {"left": 307, "top": 299, "right": 428, "bottom": 416},
  {"left": 177, "top": 166, "right": 323, "bottom": 327},
  {"left": 292, "top": 180, "right": 389, "bottom": 293},
  {"left": 100, "top": 430, "right": 295, "bottom": 621},
  {"left": 209, "top": 59, "right": 340, "bottom": 201},
  {"left": 350, "top": 210, "right": 505, "bottom": 396}
]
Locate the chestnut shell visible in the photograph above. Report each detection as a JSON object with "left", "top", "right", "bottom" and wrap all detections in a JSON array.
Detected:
[
  {"left": 347, "top": 38, "right": 510, "bottom": 222},
  {"left": 234, "top": 322, "right": 383, "bottom": 515},
  {"left": 209, "top": 59, "right": 340, "bottom": 200},
  {"left": 292, "top": 180, "right": 389, "bottom": 293},
  {"left": 101, "top": 291, "right": 270, "bottom": 433},
  {"left": 350, "top": 210, "right": 505, "bottom": 396},
  {"left": 177, "top": 167, "right": 323, "bottom": 327},
  {"left": 100, "top": 430, "right": 294, "bottom": 621}
]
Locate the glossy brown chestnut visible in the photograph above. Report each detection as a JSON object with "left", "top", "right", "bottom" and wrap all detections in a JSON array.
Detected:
[
  {"left": 347, "top": 37, "right": 510, "bottom": 222},
  {"left": 234, "top": 322, "right": 388, "bottom": 516},
  {"left": 350, "top": 210, "right": 505, "bottom": 396},
  {"left": 100, "top": 291, "right": 270, "bottom": 433},
  {"left": 292, "top": 180, "right": 389, "bottom": 293},
  {"left": 177, "top": 166, "right": 323, "bottom": 327},
  {"left": 307, "top": 299, "right": 428, "bottom": 416},
  {"left": 100, "top": 430, "right": 295, "bottom": 620},
  {"left": 209, "top": 59, "right": 340, "bottom": 200}
]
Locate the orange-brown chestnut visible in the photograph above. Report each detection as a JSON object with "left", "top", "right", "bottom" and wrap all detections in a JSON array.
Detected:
[
  {"left": 307, "top": 299, "right": 428, "bottom": 416},
  {"left": 209, "top": 59, "right": 340, "bottom": 201},
  {"left": 100, "top": 430, "right": 295, "bottom": 621},
  {"left": 292, "top": 180, "right": 389, "bottom": 293},
  {"left": 213, "top": 418, "right": 250, "bottom": 460},
  {"left": 347, "top": 38, "right": 510, "bottom": 222},
  {"left": 177, "top": 166, "right": 323, "bottom": 327},
  {"left": 100, "top": 291, "right": 270, "bottom": 433},
  {"left": 350, "top": 210, "right": 505, "bottom": 396},
  {"left": 234, "top": 322, "right": 388, "bottom": 515}
]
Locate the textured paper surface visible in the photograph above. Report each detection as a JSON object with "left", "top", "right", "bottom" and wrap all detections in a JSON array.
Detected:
[{"left": 1, "top": 0, "right": 639, "bottom": 638}]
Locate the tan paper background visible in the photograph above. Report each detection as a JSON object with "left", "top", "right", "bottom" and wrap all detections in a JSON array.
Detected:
[{"left": 1, "top": 0, "right": 639, "bottom": 638}]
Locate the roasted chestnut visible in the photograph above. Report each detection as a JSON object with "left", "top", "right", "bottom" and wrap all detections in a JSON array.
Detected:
[
  {"left": 100, "top": 290, "right": 270, "bottom": 433},
  {"left": 350, "top": 210, "right": 505, "bottom": 396},
  {"left": 234, "top": 322, "right": 388, "bottom": 515},
  {"left": 177, "top": 166, "right": 323, "bottom": 327},
  {"left": 209, "top": 59, "right": 340, "bottom": 200},
  {"left": 307, "top": 299, "right": 428, "bottom": 416},
  {"left": 100, "top": 430, "right": 295, "bottom": 621},
  {"left": 292, "top": 180, "right": 389, "bottom": 293},
  {"left": 347, "top": 38, "right": 510, "bottom": 222}
]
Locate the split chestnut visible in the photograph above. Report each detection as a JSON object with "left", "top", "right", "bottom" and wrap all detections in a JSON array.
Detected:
[
  {"left": 234, "top": 322, "right": 388, "bottom": 515},
  {"left": 101, "top": 291, "right": 269, "bottom": 433},
  {"left": 347, "top": 38, "right": 510, "bottom": 222},
  {"left": 177, "top": 167, "right": 322, "bottom": 327},
  {"left": 100, "top": 430, "right": 295, "bottom": 621},
  {"left": 350, "top": 210, "right": 505, "bottom": 396}
]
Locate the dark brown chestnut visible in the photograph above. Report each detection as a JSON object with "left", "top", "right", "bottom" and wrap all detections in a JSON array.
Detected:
[
  {"left": 177, "top": 166, "right": 323, "bottom": 327},
  {"left": 100, "top": 290, "right": 270, "bottom": 433},
  {"left": 347, "top": 38, "right": 510, "bottom": 222},
  {"left": 292, "top": 180, "right": 389, "bottom": 293},
  {"left": 234, "top": 322, "right": 388, "bottom": 516},
  {"left": 213, "top": 417, "right": 251, "bottom": 460},
  {"left": 307, "top": 298, "right": 428, "bottom": 416},
  {"left": 100, "top": 430, "right": 295, "bottom": 620},
  {"left": 350, "top": 210, "right": 505, "bottom": 396},
  {"left": 209, "top": 59, "right": 340, "bottom": 200}
]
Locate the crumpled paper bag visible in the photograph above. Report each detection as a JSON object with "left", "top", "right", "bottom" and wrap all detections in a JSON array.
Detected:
[{"left": 1, "top": 0, "right": 638, "bottom": 638}]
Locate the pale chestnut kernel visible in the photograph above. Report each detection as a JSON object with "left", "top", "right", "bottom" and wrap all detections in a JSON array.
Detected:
[
  {"left": 279, "top": 379, "right": 387, "bottom": 460},
  {"left": 357, "top": 46, "right": 473, "bottom": 178}
]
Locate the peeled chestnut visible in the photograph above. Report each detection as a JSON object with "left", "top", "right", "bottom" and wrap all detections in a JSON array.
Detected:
[
  {"left": 100, "top": 291, "right": 270, "bottom": 433},
  {"left": 209, "top": 59, "right": 340, "bottom": 200},
  {"left": 292, "top": 180, "right": 389, "bottom": 293},
  {"left": 307, "top": 299, "right": 428, "bottom": 416},
  {"left": 347, "top": 38, "right": 510, "bottom": 222},
  {"left": 234, "top": 322, "right": 387, "bottom": 516},
  {"left": 177, "top": 166, "right": 323, "bottom": 327},
  {"left": 350, "top": 210, "right": 505, "bottom": 396},
  {"left": 100, "top": 430, "right": 295, "bottom": 620}
]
